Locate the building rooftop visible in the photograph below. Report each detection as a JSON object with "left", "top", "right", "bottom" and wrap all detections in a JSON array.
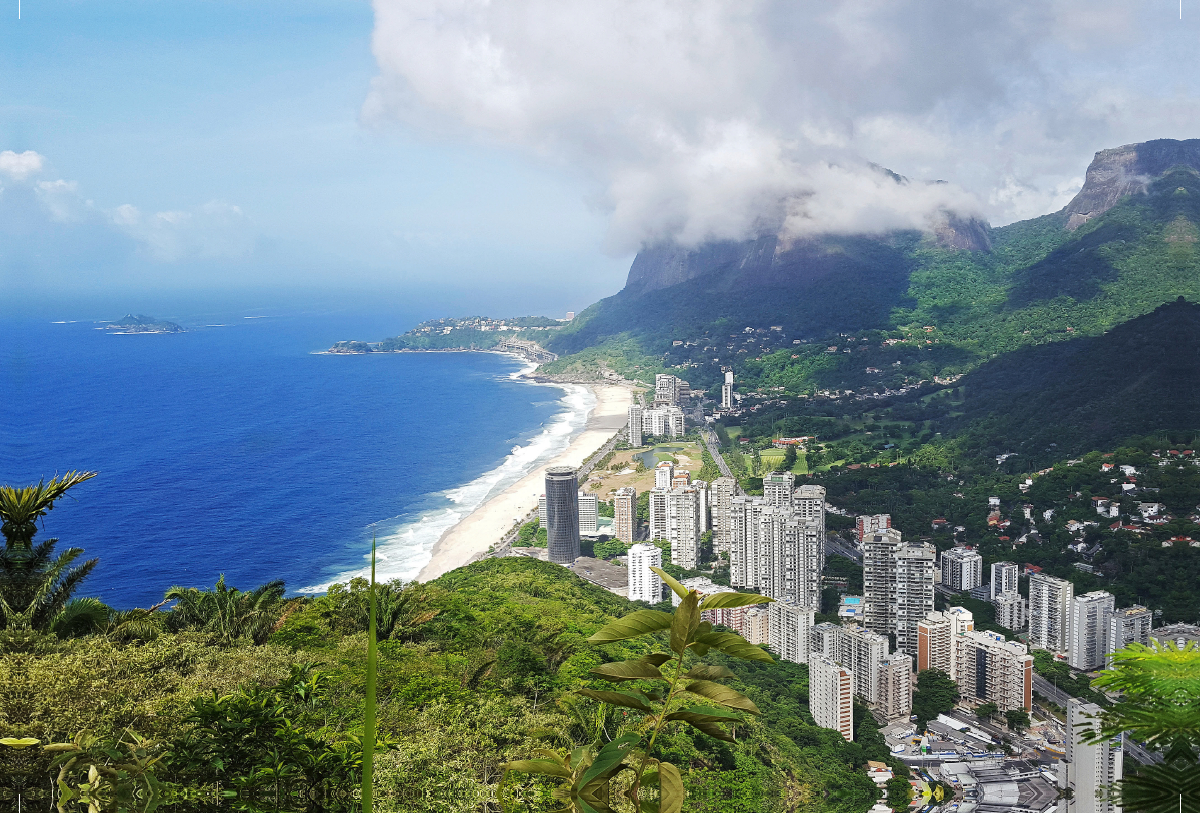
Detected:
[{"left": 568, "top": 557, "right": 628, "bottom": 595}]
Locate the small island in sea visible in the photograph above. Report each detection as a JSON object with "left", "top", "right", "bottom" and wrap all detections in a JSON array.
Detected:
[{"left": 103, "top": 314, "right": 186, "bottom": 334}]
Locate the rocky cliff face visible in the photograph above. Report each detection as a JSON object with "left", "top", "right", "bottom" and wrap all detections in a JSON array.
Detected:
[
  {"left": 624, "top": 216, "right": 988, "bottom": 296},
  {"left": 1064, "top": 139, "right": 1200, "bottom": 230}
]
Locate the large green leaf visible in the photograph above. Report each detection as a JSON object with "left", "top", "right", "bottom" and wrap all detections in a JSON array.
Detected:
[
  {"left": 587, "top": 610, "right": 674, "bottom": 644},
  {"left": 665, "top": 704, "right": 743, "bottom": 724},
  {"left": 693, "top": 631, "right": 774, "bottom": 662},
  {"left": 698, "top": 591, "right": 774, "bottom": 610},
  {"left": 683, "top": 664, "right": 735, "bottom": 680},
  {"left": 590, "top": 660, "right": 666, "bottom": 682},
  {"left": 575, "top": 689, "right": 654, "bottom": 713},
  {"left": 650, "top": 566, "right": 689, "bottom": 600},
  {"left": 684, "top": 680, "right": 761, "bottom": 714},
  {"left": 670, "top": 591, "right": 700, "bottom": 656},
  {"left": 501, "top": 759, "right": 573, "bottom": 778},
  {"left": 658, "top": 761, "right": 685, "bottom": 813},
  {"left": 640, "top": 653, "right": 674, "bottom": 666},
  {"left": 578, "top": 734, "right": 639, "bottom": 789}
]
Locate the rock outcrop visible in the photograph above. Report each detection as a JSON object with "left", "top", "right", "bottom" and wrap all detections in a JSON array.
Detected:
[{"left": 1064, "top": 139, "right": 1200, "bottom": 230}]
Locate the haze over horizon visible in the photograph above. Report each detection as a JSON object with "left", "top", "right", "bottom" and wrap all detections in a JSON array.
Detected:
[{"left": 5, "top": 0, "right": 1200, "bottom": 314}]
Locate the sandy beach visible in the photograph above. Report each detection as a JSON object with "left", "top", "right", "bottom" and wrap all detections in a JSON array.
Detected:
[{"left": 417, "top": 381, "right": 633, "bottom": 582}]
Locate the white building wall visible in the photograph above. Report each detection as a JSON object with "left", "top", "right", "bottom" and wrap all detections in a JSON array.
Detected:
[
  {"left": 627, "top": 543, "right": 663, "bottom": 604},
  {"left": 1030, "top": 573, "right": 1075, "bottom": 654},
  {"left": 769, "top": 600, "right": 814, "bottom": 665},
  {"left": 810, "top": 653, "right": 855, "bottom": 741},
  {"left": 1062, "top": 699, "right": 1123, "bottom": 813},
  {"left": 1070, "top": 591, "right": 1116, "bottom": 671}
]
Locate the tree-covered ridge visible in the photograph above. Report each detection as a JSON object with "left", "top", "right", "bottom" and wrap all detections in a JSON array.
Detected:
[{"left": 543, "top": 167, "right": 1200, "bottom": 401}]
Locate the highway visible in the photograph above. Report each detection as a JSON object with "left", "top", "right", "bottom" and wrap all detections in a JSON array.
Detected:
[
  {"left": 700, "top": 426, "right": 735, "bottom": 479},
  {"left": 1032, "top": 675, "right": 1074, "bottom": 708},
  {"left": 826, "top": 533, "right": 864, "bottom": 563}
]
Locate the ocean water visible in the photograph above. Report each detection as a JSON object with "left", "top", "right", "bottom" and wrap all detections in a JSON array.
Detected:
[{"left": 0, "top": 310, "right": 589, "bottom": 608}]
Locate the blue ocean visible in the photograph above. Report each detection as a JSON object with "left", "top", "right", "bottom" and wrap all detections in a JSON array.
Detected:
[{"left": 0, "top": 309, "right": 589, "bottom": 608}]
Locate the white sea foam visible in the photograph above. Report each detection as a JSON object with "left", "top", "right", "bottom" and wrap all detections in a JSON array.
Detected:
[{"left": 301, "top": 366, "right": 595, "bottom": 592}]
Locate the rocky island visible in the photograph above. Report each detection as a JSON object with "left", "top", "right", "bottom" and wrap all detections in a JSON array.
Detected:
[{"left": 103, "top": 314, "right": 186, "bottom": 334}]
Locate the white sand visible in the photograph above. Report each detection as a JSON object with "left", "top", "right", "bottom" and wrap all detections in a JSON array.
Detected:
[{"left": 416, "top": 382, "right": 633, "bottom": 582}]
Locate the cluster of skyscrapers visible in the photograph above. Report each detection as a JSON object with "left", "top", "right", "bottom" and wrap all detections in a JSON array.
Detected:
[
  {"left": 917, "top": 607, "right": 1034, "bottom": 712},
  {"left": 648, "top": 461, "right": 710, "bottom": 569},
  {"left": 1027, "top": 574, "right": 1152, "bottom": 670},
  {"left": 627, "top": 374, "right": 690, "bottom": 445}
]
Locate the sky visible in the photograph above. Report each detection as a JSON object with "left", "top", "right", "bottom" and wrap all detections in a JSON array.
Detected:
[{"left": 4, "top": 1, "right": 1200, "bottom": 315}]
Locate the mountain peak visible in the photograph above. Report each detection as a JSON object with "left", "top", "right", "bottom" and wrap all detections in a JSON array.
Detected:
[{"left": 1064, "top": 138, "right": 1200, "bottom": 230}]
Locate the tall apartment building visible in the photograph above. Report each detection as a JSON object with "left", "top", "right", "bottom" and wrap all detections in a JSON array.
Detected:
[
  {"left": 655, "top": 374, "right": 683, "bottom": 406},
  {"left": 627, "top": 403, "right": 643, "bottom": 447},
  {"left": 1107, "top": 605, "right": 1152, "bottom": 661},
  {"left": 807, "top": 623, "right": 888, "bottom": 704},
  {"left": 627, "top": 543, "right": 663, "bottom": 604},
  {"left": 1029, "top": 573, "right": 1075, "bottom": 654},
  {"left": 856, "top": 514, "right": 892, "bottom": 544},
  {"left": 863, "top": 529, "right": 904, "bottom": 636},
  {"left": 768, "top": 600, "right": 814, "bottom": 665},
  {"left": 671, "top": 471, "right": 691, "bottom": 489},
  {"left": 544, "top": 467, "right": 581, "bottom": 564},
  {"left": 994, "top": 591, "right": 1028, "bottom": 631},
  {"left": 895, "top": 542, "right": 937, "bottom": 657},
  {"left": 648, "top": 488, "right": 669, "bottom": 541},
  {"left": 809, "top": 653, "right": 855, "bottom": 741},
  {"left": 743, "top": 607, "right": 770, "bottom": 645},
  {"left": 578, "top": 492, "right": 598, "bottom": 536},
  {"left": 667, "top": 486, "right": 702, "bottom": 569},
  {"left": 878, "top": 653, "right": 914, "bottom": 722},
  {"left": 721, "top": 368, "right": 735, "bottom": 410},
  {"left": 654, "top": 461, "right": 675, "bottom": 490},
  {"left": 613, "top": 487, "right": 637, "bottom": 544},
  {"left": 693, "top": 479, "right": 710, "bottom": 533},
  {"left": 990, "top": 561, "right": 1019, "bottom": 599},
  {"left": 642, "top": 406, "right": 685, "bottom": 438},
  {"left": 793, "top": 484, "right": 826, "bottom": 524},
  {"left": 1070, "top": 591, "right": 1116, "bottom": 671},
  {"left": 1061, "top": 699, "right": 1122, "bottom": 813},
  {"left": 954, "top": 630, "right": 1034, "bottom": 712},
  {"left": 763, "top": 471, "right": 795, "bottom": 507},
  {"left": 917, "top": 607, "right": 975, "bottom": 678},
  {"left": 729, "top": 497, "right": 823, "bottom": 608},
  {"left": 940, "top": 547, "right": 983, "bottom": 592},
  {"left": 710, "top": 477, "right": 737, "bottom": 554}
]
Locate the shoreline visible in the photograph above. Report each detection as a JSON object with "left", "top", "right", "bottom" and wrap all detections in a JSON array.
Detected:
[{"left": 417, "top": 377, "right": 633, "bottom": 582}]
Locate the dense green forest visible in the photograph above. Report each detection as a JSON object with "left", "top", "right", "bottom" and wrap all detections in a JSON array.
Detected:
[{"left": 0, "top": 473, "right": 896, "bottom": 812}]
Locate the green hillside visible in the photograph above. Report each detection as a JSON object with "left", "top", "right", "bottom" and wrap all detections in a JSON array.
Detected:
[
  {"left": 4, "top": 555, "right": 889, "bottom": 811},
  {"left": 544, "top": 167, "right": 1200, "bottom": 400}
]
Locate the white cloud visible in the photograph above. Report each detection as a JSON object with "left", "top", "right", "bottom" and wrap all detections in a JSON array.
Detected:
[
  {"left": 35, "top": 179, "right": 83, "bottom": 221},
  {"left": 367, "top": 0, "right": 1196, "bottom": 251},
  {"left": 112, "top": 200, "right": 254, "bottom": 262},
  {"left": 0, "top": 150, "right": 45, "bottom": 181}
]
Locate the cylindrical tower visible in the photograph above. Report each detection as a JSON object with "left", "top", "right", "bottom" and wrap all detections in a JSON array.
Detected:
[{"left": 544, "top": 466, "right": 581, "bottom": 564}]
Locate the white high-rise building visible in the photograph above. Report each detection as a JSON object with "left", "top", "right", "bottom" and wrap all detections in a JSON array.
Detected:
[
  {"left": 627, "top": 404, "right": 643, "bottom": 447},
  {"left": 693, "top": 479, "right": 710, "bottom": 533},
  {"left": 1030, "top": 573, "right": 1075, "bottom": 654},
  {"left": 642, "top": 406, "right": 685, "bottom": 438},
  {"left": 613, "top": 487, "right": 636, "bottom": 544},
  {"left": 654, "top": 461, "right": 675, "bottom": 490},
  {"left": 763, "top": 471, "right": 795, "bottom": 507},
  {"left": 917, "top": 607, "right": 975, "bottom": 678},
  {"left": 863, "top": 529, "right": 904, "bottom": 636},
  {"left": 710, "top": 477, "right": 737, "bottom": 554},
  {"left": 994, "top": 591, "right": 1028, "bottom": 631},
  {"left": 809, "top": 653, "right": 855, "bottom": 741},
  {"left": 655, "top": 374, "right": 682, "bottom": 406},
  {"left": 895, "top": 542, "right": 937, "bottom": 657},
  {"left": 721, "top": 368, "right": 734, "bottom": 410},
  {"left": 812, "top": 623, "right": 888, "bottom": 704},
  {"left": 1061, "top": 699, "right": 1122, "bottom": 813},
  {"left": 1070, "top": 591, "right": 1116, "bottom": 671},
  {"left": 667, "top": 486, "right": 701, "bottom": 569},
  {"left": 878, "top": 653, "right": 913, "bottom": 722},
  {"left": 1107, "top": 605, "right": 1152, "bottom": 662},
  {"left": 940, "top": 547, "right": 983, "bottom": 592},
  {"left": 768, "top": 600, "right": 814, "bottom": 665},
  {"left": 648, "top": 488, "right": 669, "bottom": 542},
  {"left": 578, "top": 492, "right": 599, "bottom": 536},
  {"left": 793, "top": 485, "right": 826, "bottom": 524},
  {"left": 729, "top": 496, "right": 823, "bottom": 609},
  {"left": 954, "top": 630, "right": 1034, "bottom": 712},
  {"left": 627, "top": 543, "right": 663, "bottom": 604},
  {"left": 990, "top": 561, "right": 1019, "bottom": 599}
]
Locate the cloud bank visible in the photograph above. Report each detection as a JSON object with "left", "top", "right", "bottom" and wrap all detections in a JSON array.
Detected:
[{"left": 367, "top": 0, "right": 1196, "bottom": 251}]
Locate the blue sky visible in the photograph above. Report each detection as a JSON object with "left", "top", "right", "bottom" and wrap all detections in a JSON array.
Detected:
[
  {"left": 5, "top": 1, "right": 1200, "bottom": 319},
  {"left": 0, "top": 0, "right": 628, "bottom": 316}
]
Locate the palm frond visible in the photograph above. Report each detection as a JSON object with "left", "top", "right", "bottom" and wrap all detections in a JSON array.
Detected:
[{"left": 50, "top": 597, "right": 112, "bottom": 638}]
